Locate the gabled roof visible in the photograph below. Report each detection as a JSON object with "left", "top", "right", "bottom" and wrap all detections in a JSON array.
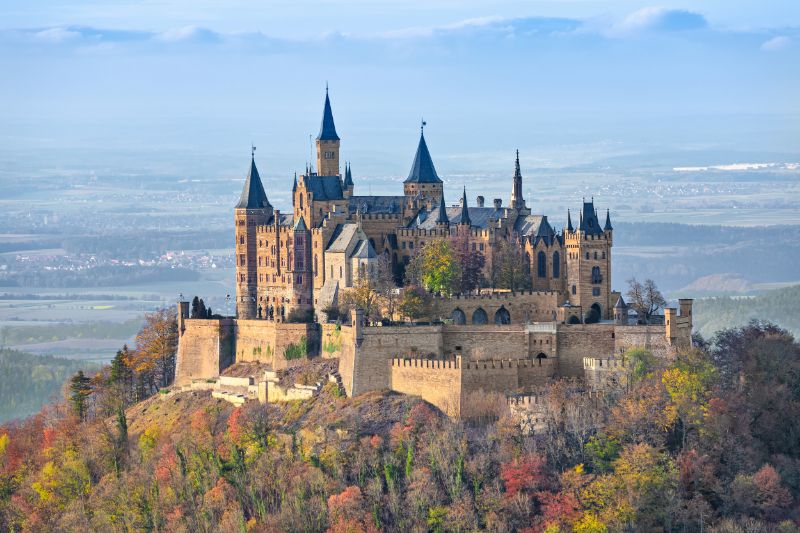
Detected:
[
  {"left": 317, "top": 89, "right": 339, "bottom": 141},
  {"left": 404, "top": 133, "right": 442, "bottom": 184},
  {"left": 348, "top": 195, "right": 404, "bottom": 215},
  {"left": 293, "top": 216, "right": 307, "bottom": 231},
  {"left": 303, "top": 174, "right": 344, "bottom": 201},
  {"left": 236, "top": 156, "right": 271, "bottom": 209},
  {"left": 615, "top": 296, "right": 627, "bottom": 309},
  {"left": 351, "top": 239, "right": 377, "bottom": 259},
  {"left": 327, "top": 223, "right": 361, "bottom": 253}
]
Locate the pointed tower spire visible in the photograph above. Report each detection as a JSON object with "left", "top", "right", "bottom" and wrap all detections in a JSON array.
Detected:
[
  {"left": 317, "top": 87, "right": 339, "bottom": 141},
  {"left": 236, "top": 151, "right": 271, "bottom": 209},
  {"left": 404, "top": 128, "right": 442, "bottom": 184},
  {"left": 343, "top": 161, "right": 354, "bottom": 189},
  {"left": 604, "top": 209, "right": 613, "bottom": 231},
  {"left": 292, "top": 173, "right": 297, "bottom": 193},
  {"left": 436, "top": 193, "right": 449, "bottom": 225},
  {"left": 510, "top": 149, "right": 526, "bottom": 210},
  {"left": 567, "top": 209, "right": 574, "bottom": 232},
  {"left": 455, "top": 187, "right": 471, "bottom": 226}
]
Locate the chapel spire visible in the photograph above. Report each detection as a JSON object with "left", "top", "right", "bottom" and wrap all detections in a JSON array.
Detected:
[{"left": 510, "top": 149, "right": 526, "bottom": 210}]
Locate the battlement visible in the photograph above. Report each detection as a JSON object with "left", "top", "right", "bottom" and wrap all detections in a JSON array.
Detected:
[
  {"left": 431, "top": 289, "right": 559, "bottom": 302},
  {"left": 391, "top": 357, "right": 460, "bottom": 369},
  {"left": 463, "top": 357, "right": 555, "bottom": 370},
  {"left": 507, "top": 393, "right": 544, "bottom": 407},
  {"left": 583, "top": 356, "right": 627, "bottom": 371}
]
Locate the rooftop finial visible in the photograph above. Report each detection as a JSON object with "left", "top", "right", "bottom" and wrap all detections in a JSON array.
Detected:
[
  {"left": 421, "top": 117, "right": 426, "bottom": 135},
  {"left": 251, "top": 143, "right": 256, "bottom": 159},
  {"left": 326, "top": 81, "right": 328, "bottom": 94}
]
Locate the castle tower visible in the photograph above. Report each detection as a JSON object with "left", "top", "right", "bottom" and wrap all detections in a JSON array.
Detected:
[
  {"left": 564, "top": 199, "right": 612, "bottom": 321},
  {"left": 510, "top": 150, "right": 528, "bottom": 212},
  {"left": 316, "top": 87, "right": 340, "bottom": 177},
  {"left": 453, "top": 187, "right": 471, "bottom": 226},
  {"left": 235, "top": 151, "right": 273, "bottom": 319},
  {"left": 404, "top": 123, "right": 443, "bottom": 212},
  {"left": 613, "top": 295, "right": 628, "bottom": 325}
]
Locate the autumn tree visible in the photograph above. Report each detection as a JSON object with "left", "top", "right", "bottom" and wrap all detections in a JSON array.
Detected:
[
  {"left": 399, "top": 286, "right": 432, "bottom": 323},
  {"left": 491, "top": 237, "right": 531, "bottom": 292},
  {"left": 128, "top": 308, "right": 179, "bottom": 394},
  {"left": 372, "top": 253, "right": 399, "bottom": 321},
  {"left": 405, "top": 240, "right": 460, "bottom": 296},
  {"left": 626, "top": 278, "right": 666, "bottom": 323},
  {"left": 450, "top": 231, "right": 485, "bottom": 293}
]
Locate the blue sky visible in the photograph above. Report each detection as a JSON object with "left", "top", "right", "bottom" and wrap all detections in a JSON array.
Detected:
[{"left": 1, "top": 1, "right": 798, "bottom": 181}]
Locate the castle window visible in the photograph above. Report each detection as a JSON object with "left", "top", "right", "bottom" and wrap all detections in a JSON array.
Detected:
[
  {"left": 586, "top": 252, "right": 590, "bottom": 260},
  {"left": 593, "top": 287, "right": 600, "bottom": 296},
  {"left": 592, "top": 266, "right": 602, "bottom": 284},
  {"left": 479, "top": 243, "right": 484, "bottom": 251},
  {"left": 324, "top": 151, "right": 335, "bottom": 159},
  {"left": 297, "top": 275, "right": 303, "bottom": 284},
  {"left": 299, "top": 195, "right": 303, "bottom": 209},
  {"left": 339, "top": 266, "right": 343, "bottom": 278},
  {"left": 594, "top": 251, "right": 598, "bottom": 260},
  {"left": 602, "top": 251, "right": 606, "bottom": 259},
  {"left": 239, "top": 254, "right": 245, "bottom": 266},
  {"left": 240, "top": 274, "right": 245, "bottom": 282},
  {"left": 537, "top": 251, "right": 547, "bottom": 278},
  {"left": 552, "top": 251, "right": 560, "bottom": 278},
  {"left": 240, "top": 235, "right": 245, "bottom": 245},
  {"left": 409, "top": 242, "right": 414, "bottom": 249},
  {"left": 572, "top": 285, "right": 576, "bottom": 295}
]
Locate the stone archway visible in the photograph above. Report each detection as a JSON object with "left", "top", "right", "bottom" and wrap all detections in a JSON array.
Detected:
[
  {"left": 494, "top": 305, "right": 511, "bottom": 325},
  {"left": 472, "top": 308, "right": 488, "bottom": 325},
  {"left": 451, "top": 308, "right": 466, "bottom": 325}
]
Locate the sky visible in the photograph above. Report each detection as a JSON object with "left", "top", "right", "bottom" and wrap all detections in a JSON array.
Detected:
[{"left": 1, "top": 1, "right": 799, "bottom": 183}]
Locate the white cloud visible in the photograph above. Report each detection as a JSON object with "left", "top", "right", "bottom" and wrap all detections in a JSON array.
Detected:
[
  {"left": 761, "top": 35, "right": 791, "bottom": 51},
  {"left": 608, "top": 7, "right": 707, "bottom": 36},
  {"left": 155, "top": 25, "right": 219, "bottom": 43},
  {"left": 33, "top": 27, "right": 81, "bottom": 43}
]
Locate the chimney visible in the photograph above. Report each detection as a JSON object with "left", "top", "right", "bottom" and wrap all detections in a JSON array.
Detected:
[
  {"left": 476, "top": 196, "right": 485, "bottom": 208},
  {"left": 493, "top": 198, "right": 502, "bottom": 209}
]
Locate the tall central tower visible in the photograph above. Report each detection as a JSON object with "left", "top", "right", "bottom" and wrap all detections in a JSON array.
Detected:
[{"left": 316, "top": 87, "right": 340, "bottom": 176}]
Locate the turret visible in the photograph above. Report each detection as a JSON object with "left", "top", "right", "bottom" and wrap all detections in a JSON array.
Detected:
[
  {"left": 235, "top": 150, "right": 272, "bottom": 319},
  {"left": 316, "top": 86, "right": 340, "bottom": 177},
  {"left": 404, "top": 121, "right": 443, "bottom": 212},
  {"left": 454, "top": 187, "right": 471, "bottom": 226},
  {"left": 343, "top": 161, "right": 354, "bottom": 198},
  {"left": 613, "top": 296, "right": 628, "bottom": 325},
  {"left": 435, "top": 193, "right": 449, "bottom": 228}
]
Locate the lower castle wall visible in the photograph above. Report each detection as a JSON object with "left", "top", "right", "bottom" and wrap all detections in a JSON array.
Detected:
[
  {"left": 433, "top": 290, "right": 561, "bottom": 324},
  {"left": 175, "top": 319, "right": 235, "bottom": 386},
  {"left": 556, "top": 324, "right": 616, "bottom": 378},
  {"left": 390, "top": 358, "right": 462, "bottom": 417},
  {"left": 441, "top": 325, "right": 529, "bottom": 360},
  {"left": 614, "top": 325, "right": 676, "bottom": 360}
]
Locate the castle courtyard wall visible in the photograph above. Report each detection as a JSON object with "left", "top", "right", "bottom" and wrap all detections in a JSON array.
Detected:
[
  {"left": 235, "top": 320, "right": 318, "bottom": 369},
  {"left": 390, "top": 358, "right": 463, "bottom": 417}
]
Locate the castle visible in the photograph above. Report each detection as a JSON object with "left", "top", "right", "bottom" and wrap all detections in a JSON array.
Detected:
[{"left": 174, "top": 89, "right": 693, "bottom": 418}]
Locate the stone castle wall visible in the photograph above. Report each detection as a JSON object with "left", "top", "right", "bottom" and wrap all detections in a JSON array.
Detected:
[
  {"left": 235, "top": 320, "right": 318, "bottom": 369},
  {"left": 432, "top": 290, "right": 561, "bottom": 324},
  {"left": 175, "top": 318, "right": 235, "bottom": 386},
  {"left": 390, "top": 358, "right": 463, "bottom": 417}
]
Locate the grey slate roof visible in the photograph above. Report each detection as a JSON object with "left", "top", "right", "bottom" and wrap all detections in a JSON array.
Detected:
[
  {"left": 327, "top": 223, "right": 360, "bottom": 253},
  {"left": 614, "top": 296, "right": 627, "bottom": 309},
  {"left": 514, "top": 214, "right": 545, "bottom": 236},
  {"left": 579, "top": 200, "right": 604, "bottom": 236},
  {"left": 278, "top": 213, "right": 294, "bottom": 227},
  {"left": 351, "top": 239, "right": 377, "bottom": 259},
  {"left": 604, "top": 209, "right": 613, "bottom": 231},
  {"left": 409, "top": 205, "right": 504, "bottom": 230},
  {"left": 348, "top": 195, "right": 404, "bottom": 215},
  {"left": 436, "top": 194, "right": 449, "bottom": 224},
  {"left": 293, "top": 216, "right": 308, "bottom": 232},
  {"left": 236, "top": 156, "right": 271, "bottom": 209},
  {"left": 317, "top": 90, "right": 339, "bottom": 141},
  {"left": 304, "top": 174, "right": 344, "bottom": 200},
  {"left": 404, "top": 133, "right": 442, "bottom": 184}
]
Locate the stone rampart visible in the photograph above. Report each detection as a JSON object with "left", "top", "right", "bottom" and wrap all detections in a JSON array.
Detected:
[
  {"left": 235, "top": 320, "right": 319, "bottom": 369},
  {"left": 175, "top": 318, "right": 235, "bottom": 386},
  {"left": 390, "top": 357, "right": 463, "bottom": 417},
  {"left": 432, "top": 290, "right": 561, "bottom": 324}
]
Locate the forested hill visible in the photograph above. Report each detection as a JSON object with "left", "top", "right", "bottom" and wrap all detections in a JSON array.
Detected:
[
  {"left": 692, "top": 285, "right": 800, "bottom": 339},
  {"left": 0, "top": 349, "right": 98, "bottom": 423},
  {"left": 1, "top": 323, "right": 800, "bottom": 531}
]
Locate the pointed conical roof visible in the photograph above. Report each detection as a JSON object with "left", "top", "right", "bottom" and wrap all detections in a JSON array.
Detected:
[
  {"left": 604, "top": 209, "right": 613, "bottom": 231},
  {"left": 293, "top": 215, "right": 307, "bottom": 232},
  {"left": 436, "top": 194, "right": 449, "bottom": 224},
  {"left": 567, "top": 209, "right": 574, "bottom": 232},
  {"left": 316, "top": 88, "right": 339, "bottom": 141},
  {"left": 404, "top": 132, "right": 442, "bottom": 184},
  {"left": 454, "top": 187, "right": 471, "bottom": 225},
  {"left": 236, "top": 155, "right": 270, "bottom": 209},
  {"left": 292, "top": 173, "right": 297, "bottom": 193},
  {"left": 343, "top": 162, "right": 353, "bottom": 188}
]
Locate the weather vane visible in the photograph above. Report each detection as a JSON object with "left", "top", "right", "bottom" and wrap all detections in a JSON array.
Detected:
[
  {"left": 251, "top": 143, "right": 256, "bottom": 157},
  {"left": 420, "top": 117, "right": 426, "bottom": 135}
]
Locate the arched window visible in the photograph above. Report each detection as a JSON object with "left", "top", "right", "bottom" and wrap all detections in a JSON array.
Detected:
[
  {"left": 592, "top": 266, "right": 602, "bottom": 284},
  {"left": 451, "top": 308, "right": 466, "bottom": 325},
  {"left": 537, "top": 251, "right": 547, "bottom": 278},
  {"left": 299, "top": 195, "right": 303, "bottom": 209},
  {"left": 552, "top": 251, "right": 560, "bottom": 278},
  {"left": 494, "top": 306, "right": 511, "bottom": 325}
]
